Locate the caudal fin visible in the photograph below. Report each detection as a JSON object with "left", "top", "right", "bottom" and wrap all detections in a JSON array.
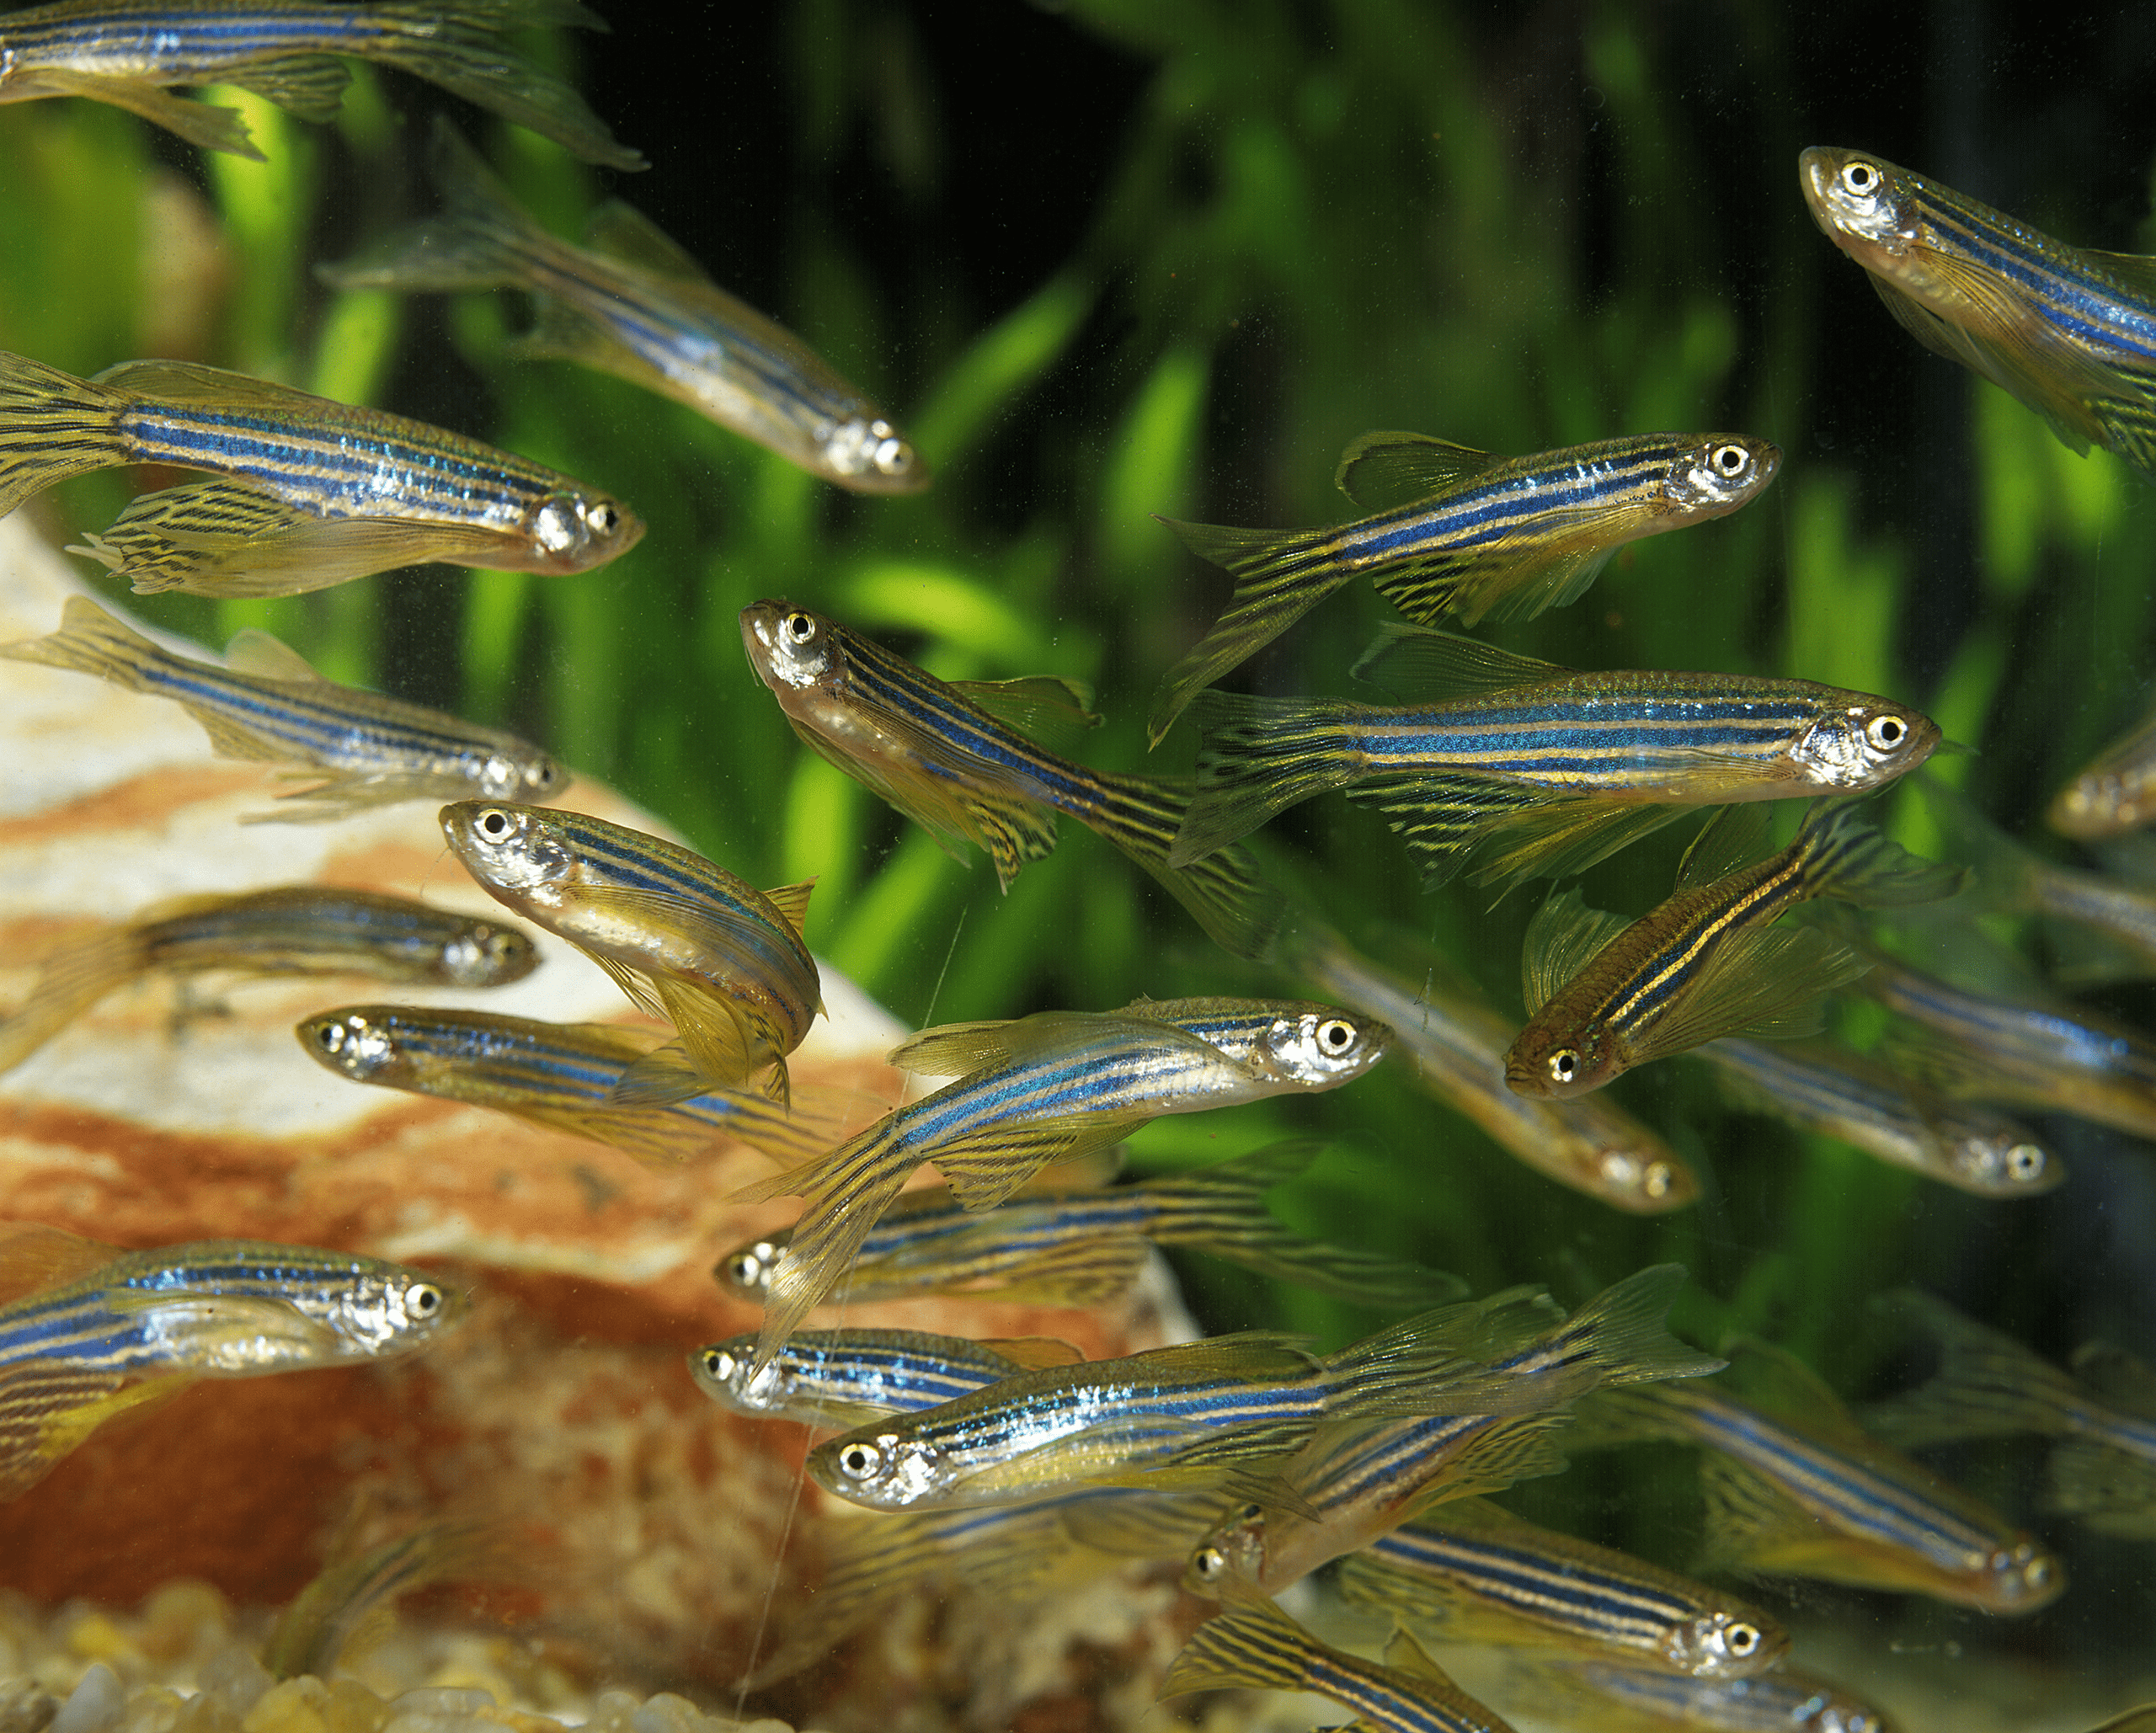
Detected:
[
  {"left": 1172, "top": 691, "right": 1365, "bottom": 866},
  {"left": 1081, "top": 768, "right": 1283, "bottom": 960},
  {"left": 1149, "top": 518, "right": 1355, "bottom": 746},
  {"left": 369, "top": 0, "right": 644, "bottom": 170},
  {"left": 0, "top": 923, "right": 152, "bottom": 1077},
  {"left": 0, "top": 352, "right": 128, "bottom": 519}
]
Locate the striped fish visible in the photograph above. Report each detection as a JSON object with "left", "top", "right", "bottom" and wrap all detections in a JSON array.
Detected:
[
  {"left": 1161, "top": 1596, "right": 1520, "bottom": 1733},
  {"left": 713, "top": 1139, "right": 1465, "bottom": 1312},
  {"left": 0, "top": 887, "right": 536, "bottom": 1078},
  {"left": 1501, "top": 1653, "right": 1898, "bottom": 1733},
  {"left": 0, "top": 1225, "right": 463, "bottom": 1499},
  {"left": 1862, "top": 1291, "right": 2156, "bottom": 1538},
  {"left": 737, "top": 1486, "right": 1212, "bottom": 1692},
  {"left": 0, "top": 0, "right": 641, "bottom": 166},
  {"left": 1173, "top": 625, "right": 1938, "bottom": 888},
  {"left": 1865, "top": 957, "right": 2156, "bottom": 1142},
  {"left": 1698, "top": 1037, "right": 2056, "bottom": 1197},
  {"left": 1337, "top": 1500, "right": 1785, "bottom": 1679},
  {"left": 322, "top": 122, "right": 925, "bottom": 493},
  {"left": 440, "top": 802, "right": 821, "bottom": 1107},
  {"left": 1183, "top": 1266, "right": 1724, "bottom": 1599},
  {"left": 729, "top": 998, "right": 1391, "bottom": 1368},
  {"left": 1572, "top": 1369, "right": 2063, "bottom": 1613},
  {"left": 1801, "top": 147, "right": 2156, "bottom": 481},
  {"left": 2, "top": 596, "right": 565, "bottom": 819},
  {"left": 689, "top": 1328, "right": 1081, "bottom": 1429},
  {"left": 1148, "top": 428, "right": 1779, "bottom": 744},
  {"left": 0, "top": 351, "right": 642, "bottom": 596},
  {"left": 740, "top": 600, "right": 1281, "bottom": 959},
  {"left": 1294, "top": 924, "right": 1696, "bottom": 1212},
  {"left": 803, "top": 1283, "right": 1576, "bottom": 1512},
  {"left": 1508, "top": 803, "right": 1964, "bottom": 1099},
  {"left": 2052, "top": 697, "right": 2156, "bottom": 838},
  {"left": 264, "top": 1522, "right": 494, "bottom": 1681},
  {"left": 296, "top": 1005, "right": 841, "bottom": 1169}
]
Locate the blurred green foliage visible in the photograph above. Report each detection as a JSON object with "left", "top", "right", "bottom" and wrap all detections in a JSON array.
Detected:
[{"left": 3, "top": 0, "right": 2153, "bottom": 1666}]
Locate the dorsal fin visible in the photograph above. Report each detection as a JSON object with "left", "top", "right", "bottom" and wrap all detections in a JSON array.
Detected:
[
  {"left": 1675, "top": 803, "right": 1774, "bottom": 890},
  {"left": 1520, "top": 887, "right": 1631, "bottom": 1016},
  {"left": 0, "top": 1224, "right": 122, "bottom": 1306},
  {"left": 224, "top": 627, "right": 324, "bottom": 683},
  {"left": 977, "top": 1336, "right": 1086, "bottom": 1370},
  {"left": 1334, "top": 430, "right": 1505, "bottom": 511},
  {"left": 1348, "top": 622, "right": 1566, "bottom": 700},
  {"left": 1720, "top": 1336, "right": 1866, "bottom": 1439},
  {"left": 581, "top": 200, "right": 716, "bottom": 284},
  {"left": 760, "top": 879, "right": 815, "bottom": 938},
  {"left": 2078, "top": 248, "right": 2156, "bottom": 302},
  {"left": 953, "top": 676, "right": 1102, "bottom": 749}
]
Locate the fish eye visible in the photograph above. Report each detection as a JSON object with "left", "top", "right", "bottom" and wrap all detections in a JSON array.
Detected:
[
  {"left": 314, "top": 1021, "right": 345, "bottom": 1053},
  {"left": 702, "top": 1347, "right": 735, "bottom": 1381},
  {"left": 1840, "top": 159, "right": 1882, "bottom": 198},
  {"left": 1191, "top": 1546, "right": 1226, "bottom": 1581},
  {"left": 589, "top": 501, "right": 618, "bottom": 535},
  {"left": 1316, "top": 1018, "right": 1358, "bottom": 1054},
  {"left": 1710, "top": 442, "right": 1750, "bottom": 477},
  {"left": 1865, "top": 714, "right": 1908, "bottom": 751},
  {"left": 837, "top": 1441, "right": 883, "bottom": 1480},
  {"left": 475, "top": 807, "right": 515, "bottom": 841},
  {"left": 722, "top": 1246, "right": 768, "bottom": 1288},
  {"left": 784, "top": 611, "right": 818, "bottom": 646},
  {"left": 1726, "top": 1621, "right": 1761, "bottom": 1657},
  {"left": 1548, "top": 1048, "right": 1581, "bottom": 1085},
  {"left": 405, "top": 1282, "right": 443, "bottom": 1317},
  {"left": 1641, "top": 1160, "right": 1674, "bottom": 1198},
  {"left": 530, "top": 760, "right": 564, "bottom": 794},
  {"left": 2020, "top": 1553, "right": 2052, "bottom": 1589},
  {"left": 1237, "top": 1501, "right": 1262, "bottom": 1520},
  {"left": 2006, "top": 1143, "right": 2047, "bottom": 1182}
]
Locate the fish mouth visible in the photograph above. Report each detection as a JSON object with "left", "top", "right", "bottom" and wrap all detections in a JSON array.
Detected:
[
  {"left": 739, "top": 602, "right": 786, "bottom": 681},
  {"left": 1796, "top": 147, "right": 1844, "bottom": 232},
  {"left": 1502, "top": 1054, "right": 1551, "bottom": 1098}
]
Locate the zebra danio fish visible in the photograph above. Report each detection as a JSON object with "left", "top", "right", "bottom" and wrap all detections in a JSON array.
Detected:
[
  {"left": 1148, "top": 427, "right": 1779, "bottom": 743},
  {"left": 741, "top": 599, "right": 1282, "bottom": 959},
  {"left": 1175, "top": 623, "right": 1935, "bottom": 888},
  {"left": 297, "top": 1005, "right": 841, "bottom": 1170},
  {"left": 0, "top": 350, "right": 641, "bottom": 596},
  {"left": 1801, "top": 145, "right": 2156, "bottom": 481},
  {"left": 322, "top": 122, "right": 924, "bottom": 493},
  {"left": 1, "top": 596, "right": 564, "bottom": 819}
]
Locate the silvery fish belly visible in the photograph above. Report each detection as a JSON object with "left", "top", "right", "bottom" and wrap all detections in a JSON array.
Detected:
[
  {"left": 1801, "top": 145, "right": 2156, "bottom": 481},
  {"left": 438, "top": 800, "right": 821, "bottom": 1106},
  {"left": 0, "top": 595, "right": 566, "bottom": 819},
  {"left": 0, "top": 349, "right": 643, "bottom": 595},
  {"left": 318, "top": 122, "right": 926, "bottom": 493},
  {"left": 0, "top": 0, "right": 643, "bottom": 167},
  {"left": 0, "top": 1226, "right": 464, "bottom": 1499}
]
